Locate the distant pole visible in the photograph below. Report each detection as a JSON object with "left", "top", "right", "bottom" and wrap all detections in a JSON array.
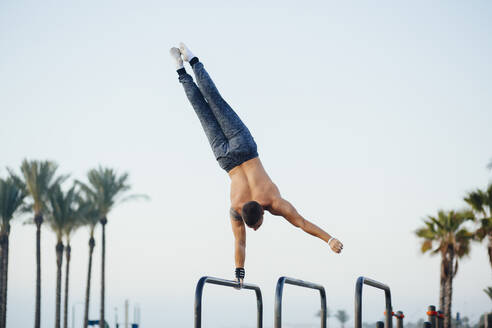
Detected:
[
  {"left": 114, "top": 307, "right": 118, "bottom": 328},
  {"left": 437, "top": 311, "right": 444, "bottom": 328},
  {"left": 133, "top": 304, "right": 140, "bottom": 325},
  {"left": 71, "top": 301, "right": 83, "bottom": 328},
  {"left": 396, "top": 311, "right": 404, "bottom": 328},
  {"left": 427, "top": 306, "right": 437, "bottom": 328},
  {"left": 125, "top": 300, "right": 129, "bottom": 328}
]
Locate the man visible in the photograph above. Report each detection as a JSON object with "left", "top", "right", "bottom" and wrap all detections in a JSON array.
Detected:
[{"left": 170, "top": 43, "right": 343, "bottom": 285}]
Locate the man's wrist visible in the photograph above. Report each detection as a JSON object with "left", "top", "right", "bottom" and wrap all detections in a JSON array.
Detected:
[{"left": 235, "top": 267, "right": 245, "bottom": 280}]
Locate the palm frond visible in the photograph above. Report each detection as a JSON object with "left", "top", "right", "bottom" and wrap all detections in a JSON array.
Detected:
[
  {"left": 484, "top": 287, "right": 492, "bottom": 300},
  {"left": 416, "top": 226, "right": 434, "bottom": 239},
  {"left": 118, "top": 193, "right": 150, "bottom": 204},
  {"left": 0, "top": 177, "right": 27, "bottom": 232},
  {"left": 420, "top": 239, "right": 433, "bottom": 253},
  {"left": 464, "top": 189, "right": 485, "bottom": 214},
  {"left": 11, "top": 159, "right": 64, "bottom": 215},
  {"left": 75, "top": 192, "right": 100, "bottom": 227},
  {"left": 82, "top": 166, "right": 143, "bottom": 219},
  {"left": 416, "top": 209, "right": 474, "bottom": 262},
  {"left": 46, "top": 183, "right": 79, "bottom": 241}
]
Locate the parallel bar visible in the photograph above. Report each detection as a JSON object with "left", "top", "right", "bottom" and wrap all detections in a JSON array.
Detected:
[
  {"left": 355, "top": 277, "right": 393, "bottom": 328},
  {"left": 194, "top": 276, "right": 263, "bottom": 328},
  {"left": 274, "top": 276, "right": 327, "bottom": 328}
]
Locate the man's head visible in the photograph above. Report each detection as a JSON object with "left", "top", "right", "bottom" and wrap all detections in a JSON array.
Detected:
[{"left": 242, "top": 201, "right": 264, "bottom": 230}]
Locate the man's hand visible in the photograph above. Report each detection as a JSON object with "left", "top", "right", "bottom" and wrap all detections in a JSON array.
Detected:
[
  {"left": 328, "top": 238, "right": 343, "bottom": 253},
  {"left": 235, "top": 278, "right": 244, "bottom": 289},
  {"left": 235, "top": 268, "right": 245, "bottom": 289}
]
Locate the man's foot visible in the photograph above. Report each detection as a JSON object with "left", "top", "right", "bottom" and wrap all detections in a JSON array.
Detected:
[
  {"left": 169, "top": 47, "right": 184, "bottom": 70},
  {"left": 179, "top": 42, "right": 196, "bottom": 62}
]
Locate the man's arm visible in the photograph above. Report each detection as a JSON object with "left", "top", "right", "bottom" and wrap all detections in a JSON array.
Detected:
[
  {"left": 230, "top": 213, "right": 246, "bottom": 268},
  {"left": 270, "top": 197, "right": 343, "bottom": 253}
]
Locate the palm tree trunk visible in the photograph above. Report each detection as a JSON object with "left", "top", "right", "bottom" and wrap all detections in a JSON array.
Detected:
[
  {"left": 55, "top": 241, "right": 64, "bottom": 328},
  {"left": 488, "top": 234, "right": 492, "bottom": 269},
  {"left": 100, "top": 218, "right": 107, "bottom": 328},
  {"left": 439, "top": 261, "right": 445, "bottom": 311},
  {"left": 63, "top": 244, "right": 71, "bottom": 328},
  {"left": 84, "top": 235, "right": 95, "bottom": 328},
  {"left": 443, "top": 246, "right": 454, "bottom": 328},
  {"left": 0, "top": 232, "right": 8, "bottom": 328},
  {"left": 2, "top": 234, "right": 9, "bottom": 328},
  {"left": 34, "top": 214, "right": 43, "bottom": 328}
]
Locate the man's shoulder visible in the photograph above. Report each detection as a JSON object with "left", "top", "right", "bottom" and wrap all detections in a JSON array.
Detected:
[{"left": 229, "top": 207, "right": 243, "bottom": 221}]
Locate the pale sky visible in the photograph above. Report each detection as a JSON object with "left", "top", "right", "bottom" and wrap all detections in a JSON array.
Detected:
[{"left": 1, "top": 1, "right": 491, "bottom": 327}]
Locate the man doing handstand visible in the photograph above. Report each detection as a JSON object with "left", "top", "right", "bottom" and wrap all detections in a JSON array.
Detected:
[{"left": 170, "top": 43, "right": 343, "bottom": 285}]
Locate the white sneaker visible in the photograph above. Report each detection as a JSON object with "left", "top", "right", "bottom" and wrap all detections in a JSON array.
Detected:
[
  {"left": 169, "top": 47, "right": 184, "bottom": 70},
  {"left": 179, "top": 42, "right": 196, "bottom": 62}
]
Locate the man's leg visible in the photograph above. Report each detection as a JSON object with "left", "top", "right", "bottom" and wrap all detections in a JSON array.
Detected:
[
  {"left": 171, "top": 48, "right": 236, "bottom": 171},
  {"left": 179, "top": 43, "right": 251, "bottom": 141}
]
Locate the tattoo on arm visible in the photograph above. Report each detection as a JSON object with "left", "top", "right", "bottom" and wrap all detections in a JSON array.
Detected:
[{"left": 230, "top": 208, "right": 243, "bottom": 222}]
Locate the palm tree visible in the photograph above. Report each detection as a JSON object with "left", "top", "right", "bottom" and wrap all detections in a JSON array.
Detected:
[
  {"left": 77, "top": 167, "right": 142, "bottom": 328},
  {"left": 464, "top": 184, "right": 492, "bottom": 268},
  {"left": 46, "top": 184, "right": 78, "bottom": 328},
  {"left": 335, "top": 309, "right": 349, "bottom": 328},
  {"left": 0, "top": 177, "right": 26, "bottom": 328},
  {"left": 9, "top": 159, "right": 64, "bottom": 328},
  {"left": 415, "top": 209, "right": 474, "bottom": 328},
  {"left": 77, "top": 194, "right": 100, "bottom": 328},
  {"left": 62, "top": 194, "right": 85, "bottom": 328}
]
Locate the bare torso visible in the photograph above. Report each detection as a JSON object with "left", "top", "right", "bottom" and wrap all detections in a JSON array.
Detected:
[
  {"left": 228, "top": 157, "right": 280, "bottom": 214},
  {"left": 228, "top": 157, "right": 343, "bottom": 272}
]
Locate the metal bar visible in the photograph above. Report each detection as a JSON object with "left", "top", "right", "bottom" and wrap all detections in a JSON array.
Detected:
[
  {"left": 354, "top": 277, "right": 393, "bottom": 328},
  {"left": 194, "top": 276, "right": 263, "bottom": 328},
  {"left": 274, "top": 276, "right": 327, "bottom": 328}
]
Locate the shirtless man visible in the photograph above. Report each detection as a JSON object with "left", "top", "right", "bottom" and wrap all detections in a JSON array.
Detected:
[{"left": 170, "top": 43, "right": 343, "bottom": 285}]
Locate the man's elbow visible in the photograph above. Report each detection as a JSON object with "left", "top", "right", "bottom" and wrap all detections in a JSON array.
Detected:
[{"left": 293, "top": 217, "right": 306, "bottom": 230}]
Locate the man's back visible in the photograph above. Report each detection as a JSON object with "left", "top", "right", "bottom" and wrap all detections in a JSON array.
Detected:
[{"left": 229, "top": 157, "right": 280, "bottom": 213}]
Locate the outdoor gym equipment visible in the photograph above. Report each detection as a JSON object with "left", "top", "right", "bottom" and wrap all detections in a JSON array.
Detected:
[
  {"left": 193, "top": 275, "right": 401, "bottom": 328},
  {"left": 426, "top": 305, "right": 444, "bottom": 328},
  {"left": 437, "top": 310, "right": 444, "bottom": 328},
  {"left": 274, "top": 276, "right": 327, "bottom": 328},
  {"left": 355, "top": 276, "right": 393, "bottom": 328},
  {"left": 395, "top": 311, "right": 405, "bottom": 328},
  {"left": 194, "top": 276, "right": 263, "bottom": 328},
  {"left": 427, "top": 305, "right": 438, "bottom": 328}
]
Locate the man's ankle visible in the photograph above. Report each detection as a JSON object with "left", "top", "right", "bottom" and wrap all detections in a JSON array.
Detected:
[{"left": 189, "top": 57, "right": 199, "bottom": 67}]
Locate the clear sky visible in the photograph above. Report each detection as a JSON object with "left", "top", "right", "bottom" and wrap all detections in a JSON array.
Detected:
[{"left": 1, "top": 1, "right": 491, "bottom": 327}]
